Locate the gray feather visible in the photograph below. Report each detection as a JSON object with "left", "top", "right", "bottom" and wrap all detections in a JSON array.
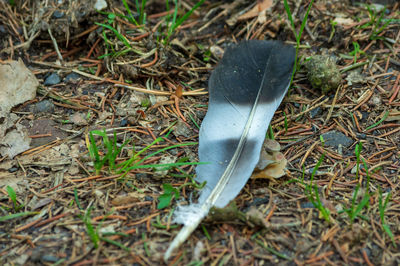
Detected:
[{"left": 165, "top": 40, "right": 295, "bottom": 261}]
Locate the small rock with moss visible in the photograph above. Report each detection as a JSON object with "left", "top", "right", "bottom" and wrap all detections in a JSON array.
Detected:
[{"left": 305, "top": 55, "right": 341, "bottom": 93}]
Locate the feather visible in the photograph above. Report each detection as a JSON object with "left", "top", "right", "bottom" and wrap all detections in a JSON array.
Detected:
[{"left": 164, "top": 40, "right": 295, "bottom": 261}]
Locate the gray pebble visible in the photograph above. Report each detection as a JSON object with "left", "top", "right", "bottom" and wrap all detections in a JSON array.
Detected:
[
  {"left": 64, "top": 72, "right": 81, "bottom": 83},
  {"left": 321, "top": 131, "right": 353, "bottom": 148},
  {"left": 310, "top": 107, "right": 322, "bottom": 118},
  {"left": 52, "top": 11, "right": 64, "bottom": 18},
  {"left": 41, "top": 255, "right": 59, "bottom": 263},
  {"left": 44, "top": 73, "right": 61, "bottom": 85},
  {"left": 31, "top": 100, "right": 55, "bottom": 113},
  {"left": 301, "top": 202, "right": 316, "bottom": 209}
]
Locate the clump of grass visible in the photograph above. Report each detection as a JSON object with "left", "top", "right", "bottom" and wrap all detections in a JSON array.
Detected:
[
  {"left": 96, "top": 0, "right": 205, "bottom": 56},
  {"left": 117, "top": 138, "right": 202, "bottom": 177},
  {"left": 79, "top": 208, "right": 131, "bottom": 251},
  {"left": 87, "top": 129, "right": 204, "bottom": 178},
  {"left": 0, "top": 185, "right": 37, "bottom": 222},
  {"left": 81, "top": 208, "right": 100, "bottom": 248},
  {"left": 136, "top": 0, "right": 147, "bottom": 25},
  {"left": 88, "top": 129, "right": 129, "bottom": 175},
  {"left": 6, "top": 185, "right": 23, "bottom": 212},
  {"left": 328, "top": 20, "right": 337, "bottom": 42},
  {"left": 363, "top": 5, "right": 393, "bottom": 41},
  {"left": 340, "top": 142, "right": 371, "bottom": 223},
  {"left": 304, "top": 153, "right": 331, "bottom": 222},
  {"left": 87, "top": 128, "right": 206, "bottom": 209},
  {"left": 348, "top": 41, "right": 364, "bottom": 64},
  {"left": 152, "top": 213, "right": 178, "bottom": 229},
  {"left": 342, "top": 184, "right": 370, "bottom": 223},
  {"left": 95, "top": 13, "right": 133, "bottom": 59},
  {"left": 161, "top": 0, "right": 205, "bottom": 44},
  {"left": 287, "top": 148, "right": 331, "bottom": 222}
]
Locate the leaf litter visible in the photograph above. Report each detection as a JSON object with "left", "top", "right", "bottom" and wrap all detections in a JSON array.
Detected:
[{"left": 0, "top": 0, "right": 399, "bottom": 265}]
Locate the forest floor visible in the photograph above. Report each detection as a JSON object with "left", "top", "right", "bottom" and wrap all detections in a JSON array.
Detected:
[{"left": 0, "top": 0, "right": 400, "bottom": 265}]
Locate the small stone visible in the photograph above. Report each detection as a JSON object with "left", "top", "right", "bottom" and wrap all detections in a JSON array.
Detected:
[
  {"left": 311, "top": 125, "right": 319, "bottom": 132},
  {"left": 321, "top": 130, "right": 353, "bottom": 148},
  {"left": 369, "top": 94, "right": 381, "bottom": 106},
  {"left": 41, "top": 255, "right": 59, "bottom": 262},
  {"left": 351, "top": 164, "right": 365, "bottom": 174},
  {"left": 310, "top": 106, "right": 322, "bottom": 118},
  {"left": 94, "top": 189, "right": 104, "bottom": 197},
  {"left": 346, "top": 70, "right": 365, "bottom": 85},
  {"left": 52, "top": 11, "right": 64, "bottom": 18},
  {"left": 135, "top": 173, "right": 148, "bottom": 179},
  {"left": 301, "top": 202, "right": 316, "bottom": 209},
  {"left": 44, "top": 73, "right": 61, "bottom": 85},
  {"left": 145, "top": 196, "right": 153, "bottom": 201},
  {"left": 154, "top": 155, "right": 176, "bottom": 177},
  {"left": 120, "top": 118, "right": 128, "bottom": 127},
  {"left": 69, "top": 112, "right": 88, "bottom": 126},
  {"left": 31, "top": 100, "right": 55, "bottom": 113},
  {"left": 249, "top": 197, "right": 270, "bottom": 206},
  {"left": 387, "top": 68, "right": 396, "bottom": 80},
  {"left": 210, "top": 45, "right": 224, "bottom": 59},
  {"left": 14, "top": 254, "right": 29, "bottom": 265},
  {"left": 305, "top": 55, "right": 341, "bottom": 94},
  {"left": 94, "top": 0, "right": 108, "bottom": 10},
  {"left": 8, "top": 167, "right": 18, "bottom": 173},
  {"left": 356, "top": 133, "right": 366, "bottom": 139},
  {"left": 173, "top": 120, "right": 192, "bottom": 138},
  {"left": 360, "top": 111, "right": 369, "bottom": 122},
  {"left": 64, "top": 72, "right": 81, "bottom": 83}
]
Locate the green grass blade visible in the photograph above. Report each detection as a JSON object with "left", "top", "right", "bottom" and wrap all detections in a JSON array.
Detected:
[
  {"left": 383, "top": 224, "right": 396, "bottom": 247},
  {"left": 83, "top": 209, "right": 99, "bottom": 248},
  {"left": 0, "top": 212, "right": 37, "bottom": 222},
  {"left": 88, "top": 132, "right": 99, "bottom": 162},
  {"left": 6, "top": 185, "right": 17, "bottom": 207},
  {"left": 122, "top": 0, "right": 138, "bottom": 25},
  {"left": 117, "top": 137, "right": 164, "bottom": 173},
  {"left": 168, "top": 0, "right": 179, "bottom": 37},
  {"left": 74, "top": 188, "right": 83, "bottom": 210},
  {"left": 171, "top": 0, "right": 205, "bottom": 33},
  {"left": 101, "top": 237, "right": 131, "bottom": 252},
  {"left": 254, "top": 238, "right": 291, "bottom": 260},
  {"left": 283, "top": 0, "right": 296, "bottom": 39},
  {"left": 165, "top": 0, "right": 204, "bottom": 43},
  {"left": 140, "top": 0, "right": 146, "bottom": 24},
  {"left": 365, "top": 110, "right": 389, "bottom": 131},
  {"left": 310, "top": 153, "right": 325, "bottom": 182},
  {"left": 137, "top": 142, "right": 198, "bottom": 165},
  {"left": 298, "top": 0, "right": 314, "bottom": 43},
  {"left": 95, "top": 22, "right": 132, "bottom": 49}
]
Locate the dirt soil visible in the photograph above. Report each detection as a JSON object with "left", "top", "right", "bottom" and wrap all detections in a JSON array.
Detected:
[{"left": 0, "top": 0, "right": 400, "bottom": 265}]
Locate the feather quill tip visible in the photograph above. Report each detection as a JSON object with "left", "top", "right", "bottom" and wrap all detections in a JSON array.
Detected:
[{"left": 164, "top": 204, "right": 208, "bottom": 261}]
